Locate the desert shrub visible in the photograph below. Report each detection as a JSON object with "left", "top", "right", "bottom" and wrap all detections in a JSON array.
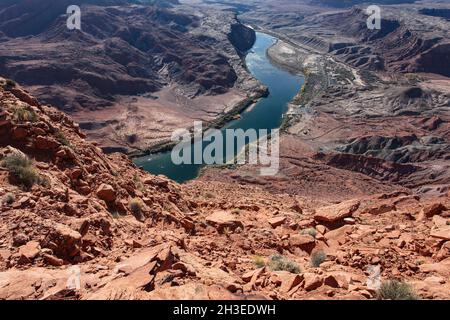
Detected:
[
  {"left": 12, "top": 106, "right": 37, "bottom": 122},
  {"left": 1, "top": 154, "right": 43, "bottom": 189},
  {"left": 300, "top": 84, "right": 306, "bottom": 94},
  {"left": 5, "top": 79, "right": 16, "bottom": 88},
  {"left": 2, "top": 193, "right": 15, "bottom": 205},
  {"left": 133, "top": 173, "right": 144, "bottom": 191},
  {"left": 231, "top": 208, "right": 241, "bottom": 215},
  {"left": 55, "top": 131, "right": 71, "bottom": 147},
  {"left": 405, "top": 73, "right": 422, "bottom": 83},
  {"left": 268, "top": 254, "right": 301, "bottom": 274},
  {"left": 2, "top": 153, "right": 31, "bottom": 169},
  {"left": 39, "top": 175, "right": 51, "bottom": 188},
  {"left": 376, "top": 280, "right": 418, "bottom": 300},
  {"left": 126, "top": 134, "right": 138, "bottom": 144},
  {"left": 129, "top": 198, "right": 143, "bottom": 216},
  {"left": 310, "top": 250, "right": 326, "bottom": 267},
  {"left": 301, "top": 228, "right": 317, "bottom": 238},
  {"left": 252, "top": 256, "right": 265, "bottom": 268},
  {"left": 222, "top": 226, "right": 232, "bottom": 237},
  {"left": 111, "top": 211, "right": 121, "bottom": 219},
  {"left": 205, "top": 192, "right": 215, "bottom": 199}
]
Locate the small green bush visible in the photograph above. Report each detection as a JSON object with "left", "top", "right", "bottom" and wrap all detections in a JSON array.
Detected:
[
  {"left": 205, "top": 192, "right": 215, "bottom": 199},
  {"left": 2, "top": 153, "right": 31, "bottom": 169},
  {"left": 129, "top": 198, "right": 143, "bottom": 217},
  {"left": 5, "top": 79, "right": 16, "bottom": 88},
  {"left": 17, "top": 166, "right": 41, "bottom": 188},
  {"left": 55, "top": 131, "right": 71, "bottom": 147},
  {"left": 268, "top": 254, "right": 301, "bottom": 274},
  {"left": 1, "top": 154, "right": 43, "bottom": 189},
  {"left": 376, "top": 280, "right": 418, "bottom": 300},
  {"left": 301, "top": 228, "right": 317, "bottom": 238},
  {"left": 126, "top": 134, "right": 138, "bottom": 144},
  {"left": 133, "top": 173, "right": 144, "bottom": 192},
  {"left": 111, "top": 211, "right": 121, "bottom": 219},
  {"left": 222, "top": 226, "right": 232, "bottom": 237},
  {"left": 310, "top": 250, "right": 326, "bottom": 267},
  {"left": 2, "top": 193, "right": 15, "bottom": 205},
  {"left": 12, "top": 106, "right": 37, "bottom": 122},
  {"left": 252, "top": 256, "right": 265, "bottom": 268},
  {"left": 231, "top": 208, "right": 241, "bottom": 215}
]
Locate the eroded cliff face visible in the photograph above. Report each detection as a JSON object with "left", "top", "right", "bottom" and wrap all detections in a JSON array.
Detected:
[
  {"left": 0, "top": 1, "right": 264, "bottom": 153},
  {"left": 0, "top": 79, "right": 449, "bottom": 300},
  {"left": 0, "top": 1, "right": 240, "bottom": 106},
  {"left": 300, "top": 8, "right": 450, "bottom": 77},
  {"left": 240, "top": 3, "right": 450, "bottom": 77},
  {"left": 312, "top": 0, "right": 417, "bottom": 8},
  {"left": 228, "top": 22, "right": 256, "bottom": 57}
]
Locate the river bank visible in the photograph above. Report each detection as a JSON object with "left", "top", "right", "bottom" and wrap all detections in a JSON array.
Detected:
[
  {"left": 134, "top": 32, "right": 305, "bottom": 183},
  {"left": 128, "top": 87, "right": 269, "bottom": 158}
]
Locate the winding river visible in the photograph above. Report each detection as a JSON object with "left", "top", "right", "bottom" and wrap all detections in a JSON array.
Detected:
[{"left": 134, "top": 32, "right": 304, "bottom": 183}]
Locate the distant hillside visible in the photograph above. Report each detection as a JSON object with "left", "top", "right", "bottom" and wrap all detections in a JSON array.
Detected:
[
  {"left": 0, "top": 0, "right": 244, "bottom": 111},
  {"left": 313, "top": 0, "right": 416, "bottom": 7}
]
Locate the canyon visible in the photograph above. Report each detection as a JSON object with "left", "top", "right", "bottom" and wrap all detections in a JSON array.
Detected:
[
  {"left": 0, "top": 0, "right": 449, "bottom": 300},
  {"left": 0, "top": 0, "right": 263, "bottom": 153}
]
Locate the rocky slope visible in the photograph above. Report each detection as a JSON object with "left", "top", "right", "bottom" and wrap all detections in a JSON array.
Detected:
[
  {"left": 313, "top": 0, "right": 417, "bottom": 7},
  {"left": 0, "top": 79, "right": 449, "bottom": 300},
  {"left": 237, "top": 1, "right": 450, "bottom": 76},
  {"left": 0, "top": 0, "right": 251, "bottom": 101}
]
